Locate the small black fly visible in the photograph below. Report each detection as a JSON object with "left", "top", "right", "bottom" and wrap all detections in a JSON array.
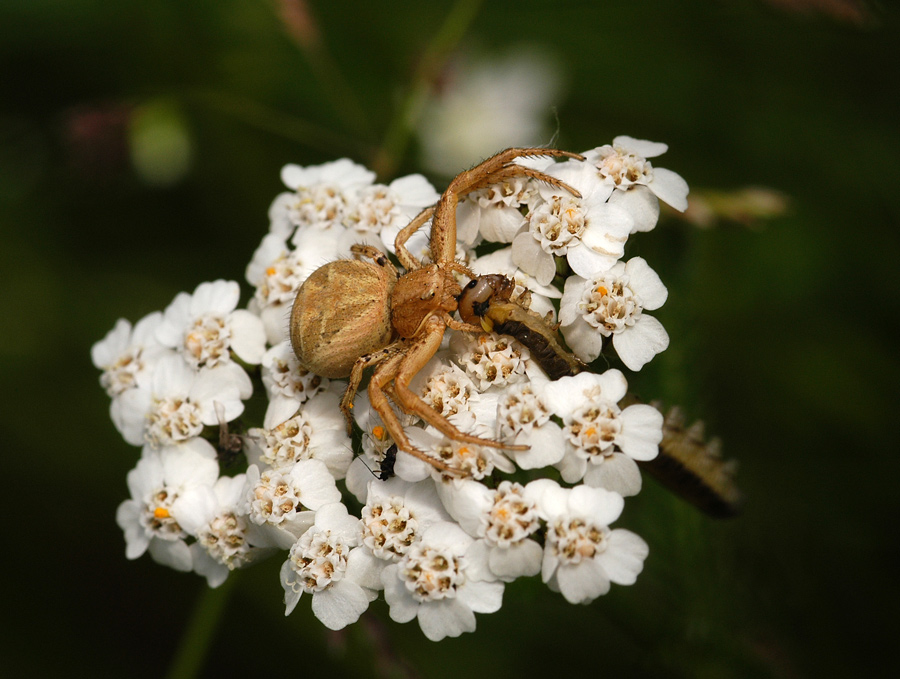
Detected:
[{"left": 377, "top": 444, "right": 397, "bottom": 480}]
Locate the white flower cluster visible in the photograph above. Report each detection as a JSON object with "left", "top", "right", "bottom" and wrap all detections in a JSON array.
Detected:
[{"left": 93, "top": 137, "right": 687, "bottom": 641}]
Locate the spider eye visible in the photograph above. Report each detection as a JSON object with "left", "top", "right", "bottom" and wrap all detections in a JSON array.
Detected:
[
  {"left": 464, "top": 279, "right": 478, "bottom": 289},
  {"left": 422, "top": 290, "right": 435, "bottom": 300}
]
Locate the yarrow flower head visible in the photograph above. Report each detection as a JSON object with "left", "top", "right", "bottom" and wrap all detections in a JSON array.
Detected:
[
  {"left": 95, "top": 139, "right": 703, "bottom": 643},
  {"left": 382, "top": 521, "right": 504, "bottom": 641},
  {"left": 244, "top": 459, "right": 341, "bottom": 548},
  {"left": 177, "top": 473, "right": 276, "bottom": 588},
  {"left": 156, "top": 279, "right": 266, "bottom": 372},
  {"left": 113, "top": 353, "right": 245, "bottom": 448},
  {"left": 248, "top": 390, "right": 352, "bottom": 479},
  {"left": 92, "top": 312, "right": 169, "bottom": 398},
  {"left": 583, "top": 135, "right": 690, "bottom": 232},
  {"left": 543, "top": 370, "right": 664, "bottom": 496},
  {"left": 116, "top": 440, "right": 219, "bottom": 572},
  {"left": 526, "top": 480, "right": 649, "bottom": 604},
  {"left": 511, "top": 160, "right": 634, "bottom": 285},
  {"left": 280, "top": 502, "right": 378, "bottom": 630},
  {"left": 560, "top": 257, "right": 669, "bottom": 370},
  {"left": 276, "top": 157, "right": 376, "bottom": 233}
]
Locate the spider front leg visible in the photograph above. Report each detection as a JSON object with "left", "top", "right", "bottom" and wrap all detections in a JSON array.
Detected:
[
  {"left": 391, "top": 315, "right": 528, "bottom": 454},
  {"left": 394, "top": 205, "right": 434, "bottom": 271}
]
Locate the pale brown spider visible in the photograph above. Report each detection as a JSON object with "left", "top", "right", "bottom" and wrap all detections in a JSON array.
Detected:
[{"left": 290, "top": 147, "right": 583, "bottom": 473}]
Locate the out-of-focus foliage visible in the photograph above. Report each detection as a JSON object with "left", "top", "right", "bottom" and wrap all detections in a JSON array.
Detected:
[{"left": 1, "top": 0, "right": 897, "bottom": 677}]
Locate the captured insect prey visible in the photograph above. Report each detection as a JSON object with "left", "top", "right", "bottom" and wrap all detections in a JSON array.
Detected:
[
  {"left": 458, "top": 274, "right": 587, "bottom": 378},
  {"left": 457, "top": 273, "right": 742, "bottom": 518}
]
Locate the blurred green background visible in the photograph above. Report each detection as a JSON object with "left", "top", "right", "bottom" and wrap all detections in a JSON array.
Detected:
[{"left": 2, "top": 1, "right": 897, "bottom": 677}]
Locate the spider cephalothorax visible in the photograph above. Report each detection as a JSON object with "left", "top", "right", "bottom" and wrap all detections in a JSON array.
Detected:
[{"left": 290, "top": 147, "right": 582, "bottom": 472}]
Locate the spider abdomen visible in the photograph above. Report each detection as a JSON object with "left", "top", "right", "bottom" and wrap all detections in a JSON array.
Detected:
[{"left": 291, "top": 258, "right": 397, "bottom": 378}]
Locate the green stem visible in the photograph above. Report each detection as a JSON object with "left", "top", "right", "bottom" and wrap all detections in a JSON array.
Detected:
[
  {"left": 187, "top": 90, "right": 371, "bottom": 157},
  {"left": 370, "top": 0, "right": 485, "bottom": 179},
  {"left": 165, "top": 574, "right": 238, "bottom": 679}
]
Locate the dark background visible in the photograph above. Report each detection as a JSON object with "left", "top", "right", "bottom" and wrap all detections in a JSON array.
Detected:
[{"left": 2, "top": 1, "right": 897, "bottom": 677}]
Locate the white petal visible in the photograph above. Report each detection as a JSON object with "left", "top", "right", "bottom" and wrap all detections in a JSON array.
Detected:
[
  {"left": 192, "top": 280, "right": 240, "bottom": 316},
  {"left": 148, "top": 538, "right": 192, "bottom": 572},
  {"left": 393, "top": 447, "right": 434, "bottom": 483},
  {"left": 559, "top": 275, "right": 586, "bottom": 326},
  {"left": 382, "top": 565, "right": 418, "bottom": 623},
  {"left": 479, "top": 205, "right": 527, "bottom": 243},
  {"left": 311, "top": 581, "right": 370, "bottom": 630},
  {"left": 512, "top": 232, "right": 556, "bottom": 286},
  {"left": 566, "top": 242, "right": 619, "bottom": 280},
  {"left": 345, "top": 547, "right": 386, "bottom": 591},
  {"left": 463, "top": 540, "right": 493, "bottom": 581},
  {"left": 457, "top": 579, "right": 504, "bottom": 613},
  {"left": 437, "top": 479, "right": 491, "bottom": 537},
  {"left": 192, "top": 366, "right": 246, "bottom": 420},
  {"left": 213, "top": 473, "right": 249, "bottom": 507},
  {"left": 581, "top": 203, "right": 632, "bottom": 252},
  {"left": 569, "top": 484, "right": 625, "bottom": 525},
  {"left": 344, "top": 457, "right": 375, "bottom": 504},
  {"left": 422, "top": 521, "right": 473, "bottom": 553},
  {"left": 314, "top": 502, "right": 358, "bottom": 539},
  {"left": 511, "top": 422, "right": 565, "bottom": 469},
  {"left": 117, "top": 501, "right": 150, "bottom": 559},
  {"left": 608, "top": 186, "right": 660, "bottom": 233},
  {"left": 555, "top": 447, "right": 588, "bottom": 484},
  {"left": 531, "top": 482, "right": 570, "bottom": 522},
  {"left": 612, "top": 315, "right": 669, "bottom": 371},
  {"left": 160, "top": 440, "right": 219, "bottom": 485},
  {"left": 555, "top": 559, "right": 610, "bottom": 604},
  {"left": 560, "top": 317, "right": 604, "bottom": 363},
  {"left": 291, "top": 460, "right": 341, "bottom": 509},
  {"left": 613, "top": 136, "right": 668, "bottom": 158},
  {"left": 260, "top": 304, "right": 290, "bottom": 346},
  {"left": 598, "top": 529, "right": 649, "bottom": 585},
  {"left": 618, "top": 404, "right": 664, "bottom": 461},
  {"left": 281, "top": 560, "right": 303, "bottom": 615},
  {"left": 541, "top": 544, "right": 559, "bottom": 583},
  {"left": 594, "top": 369, "right": 628, "bottom": 402},
  {"left": 92, "top": 319, "right": 133, "bottom": 368},
  {"left": 171, "top": 484, "right": 218, "bottom": 535},
  {"left": 649, "top": 167, "right": 689, "bottom": 211},
  {"left": 228, "top": 310, "right": 267, "bottom": 364},
  {"left": 263, "top": 394, "right": 301, "bottom": 431},
  {"left": 156, "top": 293, "right": 191, "bottom": 348},
  {"left": 404, "top": 479, "right": 453, "bottom": 525},
  {"left": 113, "top": 388, "right": 152, "bottom": 445},
  {"left": 583, "top": 454, "right": 643, "bottom": 497},
  {"left": 487, "top": 540, "right": 542, "bottom": 580},
  {"left": 389, "top": 173, "right": 439, "bottom": 205},
  {"left": 541, "top": 373, "right": 593, "bottom": 417},
  {"left": 418, "top": 600, "right": 476, "bottom": 641},
  {"left": 624, "top": 257, "right": 668, "bottom": 309},
  {"left": 454, "top": 199, "right": 482, "bottom": 245},
  {"left": 190, "top": 544, "right": 230, "bottom": 588},
  {"left": 153, "top": 353, "right": 195, "bottom": 396}
]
